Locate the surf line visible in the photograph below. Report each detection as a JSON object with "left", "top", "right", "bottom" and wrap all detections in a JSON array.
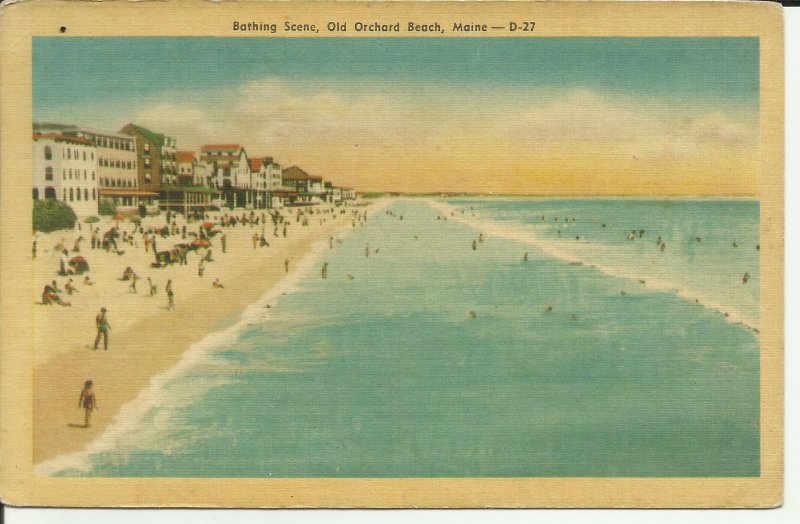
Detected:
[
  {"left": 34, "top": 200, "right": 394, "bottom": 476},
  {"left": 427, "top": 199, "right": 760, "bottom": 335}
]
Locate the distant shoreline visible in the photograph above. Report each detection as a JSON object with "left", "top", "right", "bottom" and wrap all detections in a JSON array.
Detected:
[{"left": 360, "top": 193, "right": 759, "bottom": 200}]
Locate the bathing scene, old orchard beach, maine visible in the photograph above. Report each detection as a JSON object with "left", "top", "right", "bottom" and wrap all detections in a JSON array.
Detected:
[{"left": 32, "top": 37, "right": 760, "bottom": 477}]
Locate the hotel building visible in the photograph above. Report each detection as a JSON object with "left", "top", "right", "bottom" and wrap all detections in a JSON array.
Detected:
[{"left": 33, "top": 132, "right": 99, "bottom": 218}]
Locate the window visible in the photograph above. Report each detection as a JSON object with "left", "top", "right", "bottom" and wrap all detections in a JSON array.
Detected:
[
  {"left": 44, "top": 146, "right": 52, "bottom": 160},
  {"left": 63, "top": 189, "right": 67, "bottom": 201},
  {"left": 84, "top": 170, "right": 87, "bottom": 180},
  {"left": 45, "top": 167, "right": 53, "bottom": 181},
  {"left": 76, "top": 188, "right": 81, "bottom": 201},
  {"left": 83, "top": 151, "right": 86, "bottom": 161},
  {"left": 92, "top": 188, "right": 96, "bottom": 200},
  {"left": 67, "top": 149, "right": 71, "bottom": 160},
  {"left": 62, "top": 169, "right": 66, "bottom": 180},
  {"left": 92, "top": 171, "right": 95, "bottom": 180},
  {"left": 68, "top": 169, "right": 72, "bottom": 179},
  {"left": 84, "top": 188, "right": 89, "bottom": 201},
  {"left": 69, "top": 188, "right": 74, "bottom": 201}
]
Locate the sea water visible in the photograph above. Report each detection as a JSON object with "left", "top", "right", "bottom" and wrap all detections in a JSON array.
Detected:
[{"left": 49, "top": 198, "right": 760, "bottom": 477}]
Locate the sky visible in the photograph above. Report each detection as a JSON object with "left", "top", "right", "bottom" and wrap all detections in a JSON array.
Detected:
[{"left": 33, "top": 37, "right": 760, "bottom": 195}]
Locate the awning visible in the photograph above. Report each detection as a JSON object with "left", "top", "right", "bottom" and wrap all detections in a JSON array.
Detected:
[{"left": 99, "top": 188, "right": 159, "bottom": 197}]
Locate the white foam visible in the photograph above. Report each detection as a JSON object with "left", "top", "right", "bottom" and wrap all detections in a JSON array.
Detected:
[
  {"left": 428, "top": 199, "right": 759, "bottom": 333},
  {"left": 33, "top": 204, "right": 388, "bottom": 476}
]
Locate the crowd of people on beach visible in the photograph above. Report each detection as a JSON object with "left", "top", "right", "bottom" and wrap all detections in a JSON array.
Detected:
[{"left": 35, "top": 201, "right": 362, "bottom": 429}]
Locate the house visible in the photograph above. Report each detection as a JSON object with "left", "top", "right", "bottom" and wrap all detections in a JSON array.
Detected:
[
  {"left": 200, "top": 144, "right": 250, "bottom": 208},
  {"left": 282, "top": 166, "right": 325, "bottom": 205},
  {"left": 248, "top": 156, "right": 284, "bottom": 209}
]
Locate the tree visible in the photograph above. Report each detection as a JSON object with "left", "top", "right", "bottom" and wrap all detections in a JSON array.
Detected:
[
  {"left": 33, "top": 199, "right": 77, "bottom": 232},
  {"left": 98, "top": 197, "right": 117, "bottom": 216}
]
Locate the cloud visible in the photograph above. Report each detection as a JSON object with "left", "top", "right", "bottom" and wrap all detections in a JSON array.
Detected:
[
  {"left": 42, "top": 79, "right": 759, "bottom": 193},
  {"left": 497, "top": 89, "right": 757, "bottom": 158}
]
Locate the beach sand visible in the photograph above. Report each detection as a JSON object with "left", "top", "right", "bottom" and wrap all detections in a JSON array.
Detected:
[{"left": 32, "top": 204, "right": 361, "bottom": 466}]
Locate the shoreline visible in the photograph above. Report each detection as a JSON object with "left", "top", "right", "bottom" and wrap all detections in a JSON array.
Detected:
[{"left": 33, "top": 204, "right": 365, "bottom": 468}]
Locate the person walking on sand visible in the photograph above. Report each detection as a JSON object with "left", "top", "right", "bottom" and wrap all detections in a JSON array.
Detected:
[
  {"left": 147, "top": 277, "right": 157, "bottom": 296},
  {"left": 252, "top": 233, "right": 259, "bottom": 249},
  {"left": 472, "top": 240, "right": 477, "bottom": 251},
  {"left": 94, "top": 307, "right": 110, "bottom": 351},
  {"left": 78, "top": 380, "right": 97, "bottom": 428},
  {"left": 221, "top": 232, "right": 227, "bottom": 254},
  {"left": 329, "top": 236, "right": 334, "bottom": 250},
  {"left": 166, "top": 280, "right": 175, "bottom": 310},
  {"left": 198, "top": 258, "right": 205, "bottom": 277},
  {"left": 321, "top": 262, "right": 328, "bottom": 279},
  {"left": 285, "top": 257, "right": 289, "bottom": 273},
  {"left": 365, "top": 243, "right": 370, "bottom": 258},
  {"left": 129, "top": 272, "right": 139, "bottom": 293}
]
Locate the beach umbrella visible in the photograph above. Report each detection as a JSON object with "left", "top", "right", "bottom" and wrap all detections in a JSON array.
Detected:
[
  {"left": 191, "top": 238, "right": 211, "bottom": 248},
  {"left": 201, "top": 221, "right": 215, "bottom": 228},
  {"left": 112, "top": 214, "right": 125, "bottom": 226},
  {"left": 84, "top": 216, "right": 100, "bottom": 224}
]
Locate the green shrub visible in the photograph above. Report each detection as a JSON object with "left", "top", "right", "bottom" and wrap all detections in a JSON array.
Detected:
[
  {"left": 98, "top": 197, "right": 116, "bottom": 216},
  {"left": 33, "top": 199, "right": 77, "bottom": 232}
]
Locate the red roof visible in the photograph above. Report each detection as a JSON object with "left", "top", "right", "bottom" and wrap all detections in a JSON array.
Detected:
[
  {"left": 177, "top": 151, "right": 196, "bottom": 163},
  {"left": 33, "top": 132, "right": 93, "bottom": 146},
  {"left": 201, "top": 144, "right": 240, "bottom": 151},
  {"left": 249, "top": 158, "right": 264, "bottom": 171}
]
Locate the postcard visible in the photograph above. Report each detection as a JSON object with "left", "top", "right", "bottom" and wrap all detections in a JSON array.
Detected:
[{"left": 0, "top": 0, "right": 784, "bottom": 508}]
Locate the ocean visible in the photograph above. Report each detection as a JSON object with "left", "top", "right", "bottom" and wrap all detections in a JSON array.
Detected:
[{"left": 44, "top": 198, "right": 760, "bottom": 477}]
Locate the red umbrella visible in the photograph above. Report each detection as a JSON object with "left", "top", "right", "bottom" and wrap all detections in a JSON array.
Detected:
[
  {"left": 191, "top": 238, "right": 211, "bottom": 248},
  {"left": 201, "top": 222, "right": 215, "bottom": 229}
]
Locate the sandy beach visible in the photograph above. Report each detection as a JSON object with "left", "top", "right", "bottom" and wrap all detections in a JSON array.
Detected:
[{"left": 33, "top": 203, "right": 363, "bottom": 466}]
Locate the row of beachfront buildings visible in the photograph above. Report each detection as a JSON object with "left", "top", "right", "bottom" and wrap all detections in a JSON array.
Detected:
[{"left": 33, "top": 122, "right": 356, "bottom": 218}]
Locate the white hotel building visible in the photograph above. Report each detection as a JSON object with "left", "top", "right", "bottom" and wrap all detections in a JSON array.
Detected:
[
  {"left": 33, "top": 132, "right": 99, "bottom": 218},
  {"left": 64, "top": 129, "right": 151, "bottom": 212}
]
